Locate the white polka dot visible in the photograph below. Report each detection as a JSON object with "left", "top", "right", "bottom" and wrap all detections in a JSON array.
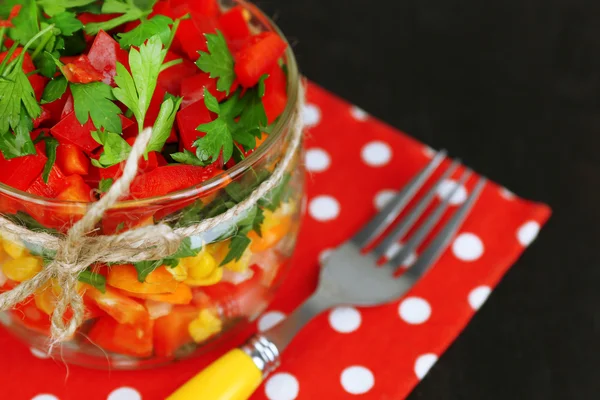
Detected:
[
  {"left": 30, "top": 347, "right": 50, "bottom": 359},
  {"left": 304, "top": 148, "right": 330, "bottom": 172},
  {"left": 340, "top": 366, "right": 375, "bottom": 395},
  {"left": 31, "top": 395, "right": 58, "bottom": 400},
  {"left": 468, "top": 286, "right": 492, "bottom": 310},
  {"left": 517, "top": 221, "right": 541, "bottom": 246},
  {"left": 361, "top": 141, "right": 392, "bottom": 167},
  {"left": 414, "top": 353, "right": 438, "bottom": 380},
  {"left": 308, "top": 196, "right": 340, "bottom": 222},
  {"left": 452, "top": 233, "right": 484, "bottom": 261},
  {"left": 107, "top": 387, "right": 141, "bottom": 400},
  {"left": 350, "top": 106, "right": 369, "bottom": 121},
  {"left": 329, "top": 306, "right": 362, "bottom": 333},
  {"left": 385, "top": 242, "right": 418, "bottom": 268},
  {"left": 258, "top": 311, "right": 286, "bottom": 332},
  {"left": 374, "top": 190, "right": 397, "bottom": 210},
  {"left": 302, "top": 104, "right": 321, "bottom": 127},
  {"left": 423, "top": 146, "right": 437, "bottom": 158},
  {"left": 437, "top": 180, "right": 468, "bottom": 205},
  {"left": 265, "top": 373, "right": 299, "bottom": 400},
  {"left": 500, "top": 187, "right": 516, "bottom": 200},
  {"left": 399, "top": 297, "right": 431, "bottom": 324}
]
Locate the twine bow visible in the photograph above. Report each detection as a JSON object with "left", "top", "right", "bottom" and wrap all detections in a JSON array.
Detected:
[{"left": 0, "top": 85, "right": 305, "bottom": 343}]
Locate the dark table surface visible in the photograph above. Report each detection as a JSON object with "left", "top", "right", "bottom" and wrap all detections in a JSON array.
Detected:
[{"left": 257, "top": 0, "right": 599, "bottom": 398}]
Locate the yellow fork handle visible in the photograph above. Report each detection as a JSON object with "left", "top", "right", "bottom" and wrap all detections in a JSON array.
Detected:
[{"left": 167, "top": 349, "right": 263, "bottom": 400}]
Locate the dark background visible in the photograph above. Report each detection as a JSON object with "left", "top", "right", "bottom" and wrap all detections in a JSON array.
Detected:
[{"left": 256, "top": 0, "right": 599, "bottom": 399}]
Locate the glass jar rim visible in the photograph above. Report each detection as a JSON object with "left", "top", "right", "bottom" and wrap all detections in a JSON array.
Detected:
[{"left": 0, "top": 2, "right": 300, "bottom": 211}]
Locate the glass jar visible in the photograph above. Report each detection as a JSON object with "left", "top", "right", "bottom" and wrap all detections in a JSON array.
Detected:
[{"left": 0, "top": 0, "right": 304, "bottom": 369}]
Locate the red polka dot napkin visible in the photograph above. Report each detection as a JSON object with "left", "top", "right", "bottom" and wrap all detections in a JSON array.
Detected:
[{"left": 0, "top": 82, "right": 551, "bottom": 400}]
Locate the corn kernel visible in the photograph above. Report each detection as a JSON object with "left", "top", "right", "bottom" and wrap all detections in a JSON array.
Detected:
[
  {"left": 2, "top": 239, "right": 27, "bottom": 259},
  {"left": 34, "top": 284, "right": 56, "bottom": 315},
  {"left": 185, "top": 265, "right": 223, "bottom": 287},
  {"left": 166, "top": 263, "right": 188, "bottom": 282},
  {"left": 188, "top": 309, "right": 222, "bottom": 343},
  {"left": 182, "top": 250, "right": 218, "bottom": 281},
  {"left": 2, "top": 256, "right": 42, "bottom": 282}
]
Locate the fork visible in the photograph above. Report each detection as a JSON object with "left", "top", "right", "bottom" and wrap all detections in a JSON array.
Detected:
[{"left": 168, "top": 151, "right": 487, "bottom": 400}]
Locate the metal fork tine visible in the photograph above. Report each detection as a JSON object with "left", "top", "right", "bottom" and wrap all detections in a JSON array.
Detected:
[
  {"left": 388, "top": 168, "right": 474, "bottom": 268},
  {"left": 352, "top": 150, "right": 447, "bottom": 248},
  {"left": 404, "top": 177, "right": 487, "bottom": 278},
  {"left": 372, "top": 159, "right": 462, "bottom": 258}
]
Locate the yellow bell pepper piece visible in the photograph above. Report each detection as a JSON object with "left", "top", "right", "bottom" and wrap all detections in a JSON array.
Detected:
[
  {"left": 188, "top": 309, "right": 222, "bottom": 343},
  {"left": 2, "top": 256, "right": 42, "bottom": 282},
  {"left": 166, "top": 263, "right": 188, "bottom": 282}
]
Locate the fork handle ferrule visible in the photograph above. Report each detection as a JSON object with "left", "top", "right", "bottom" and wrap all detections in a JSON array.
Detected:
[{"left": 241, "top": 335, "right": 281, "bottom": 377}]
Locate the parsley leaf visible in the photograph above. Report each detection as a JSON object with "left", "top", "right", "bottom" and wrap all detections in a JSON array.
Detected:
[
  {"left": 117, "top": 15, "right": 173, "bottom": 48},
  {"left": 79, "top": 269, "right": 107, "bottom": 293},
  {"left": 91, "top": 130, "right": 131, "bottom": 168},
  {"left": 133, "top": 260, "right": 163, "bottom": 282},
  {"left": 171, "top": 150, "right": 205, "bottom": 166},
  {"left": 41, "top": 137, "right": 58, "bottom": 183},
  {"left": 99, "top": 178, "right": 114, "bottom": 193},
  {"left": 0, "top": 107, "right": 36, "bottom": 159},
  {"left": 196, "top": 30, "right": 235, "bottom": 95},
  {"left": 0, "top": 57, "right": 42, "bottom": 158},
  {"left": 84, "top": 0, "right": 151, "bottom": 36},
  {"left": 113, "top": 35, "right": 164, "bottom": 132},
  {"left": 3, "top": 0, "right": 40, "bottom": 46},
  {"left": 193, "top": 86, "right": 268, "bottom": 165},
  {"left": 71, "top": 81, "right": 123, "bottom": 133},
  {"left": 48, "top": 11, "right": 83, "bottom": 36},
  {"left": 147, "top": 94, "right": 182, "bottom": 154},
  {"left": 37, "top": 0, "right": 97, "bottom": 17},
  {"left": 41, "top": 76, "right": 68, "bottom": 104},
  {"left": 220, "top": 235, "right": 251, "bottom": 266}
]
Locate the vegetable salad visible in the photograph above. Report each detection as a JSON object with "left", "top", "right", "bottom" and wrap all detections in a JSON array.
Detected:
[{"left": 0, "top": 0, "right": 300, "bottom": 362}]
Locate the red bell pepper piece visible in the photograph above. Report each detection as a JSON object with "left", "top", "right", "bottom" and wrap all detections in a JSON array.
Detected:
[
  {"left": 174, "top": 12, "right": 221, "bottom": 61},
  {"left": 171, "top": 0, "right": 220, "bottom": 18},
  {"left": 176, "top": 100, "right": 212, "bottom": 152},
  {"left": 218, "top": 6, "right": 250, "bottom": 41},
  {"left": 0, "top": 48, "right": 47, "bottom": 100},
  {"left": 153, "top": 305, "right": 199, "bottom": 357},
  {"left": 87, "top": 30, "right": 130, "bottom": 86},
  {"left": 262, "top": 64, "right": 288, "bottom": 124},
  {"left": 33, "top": 106, "right": 51, "bottom": 128},
  {"left": 43, "top": 88, "right": 70, "bottom": 126},
  {"left": 57, "top": 143, "right": 90, "bottom": 176},
  {"left": 27, "top": 165, "right": 68, "bottom": 198},
  {"left": 234, "top": 32, "right": 288, "bottom": 88},
  {"left": 85, "top": 285, "right": 150, "bottom": 326},
  {"left": 88, "top": 316, "right": 154, "bottom": 358},
  {"left": 61, "top": 55, "right": 104, "bottom": 84},
  {"left": 55, "top": 175, "right": 93, "bottom": 202},
  {"left": 51, "top": 112, "right": 135, "bottom": 154},
  {"left": 128, "top": 164, "right": 221, "bottom": 199},
  {"left": 180, "top": 73, "right": 226, "bottom": 109},
  {"left": 61, "top": 94, "right": 74, "bottom": 119},
  {"left": 157, "top": 51, "right": 198, "bottom": 95},
  {"left": 0, "top": 147, "right": 47, "bottom": 191}
]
